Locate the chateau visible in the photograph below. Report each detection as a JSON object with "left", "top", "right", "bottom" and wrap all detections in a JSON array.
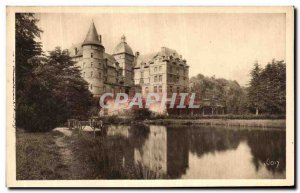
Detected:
[{"left": 70, "top": 21, "right": 189, "bottom": 98}]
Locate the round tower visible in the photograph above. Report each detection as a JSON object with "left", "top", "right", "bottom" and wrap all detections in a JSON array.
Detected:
[{"left": 81, "top": 21, "right": 105, "bottom": 96}]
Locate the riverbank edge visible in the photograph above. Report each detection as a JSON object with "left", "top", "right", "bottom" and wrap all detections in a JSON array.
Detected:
[{"left": 143, "top": 119, "right": 286, "bottom": 128}]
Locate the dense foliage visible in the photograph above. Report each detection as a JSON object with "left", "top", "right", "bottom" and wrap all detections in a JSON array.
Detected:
[
  {"left": 189, "top": 59, "right": 286, "bottom": 116},
  {"left": 248, "top": 60, "right": 286, "bottom": 115},
  {"left": 16, "top": 14, "right": 93, "bottom": 132},
  {"left": 189, "top": 74, "right": 248, "bottom": 114}
]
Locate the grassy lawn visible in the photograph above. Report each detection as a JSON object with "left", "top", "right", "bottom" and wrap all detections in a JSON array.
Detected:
[{"left": 16, "top": 129, "right": 68, "bottom": 180}]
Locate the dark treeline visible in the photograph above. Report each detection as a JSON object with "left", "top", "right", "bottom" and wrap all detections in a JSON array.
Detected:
[
  {"left": 248, "top": 60, "right": 286, "bottom": 115},
  {"left": 189, "top": 60, "right": 286, "bottom": 115},
  {"left": 16, "top": 13, "right": 93, "bottom": 132}
]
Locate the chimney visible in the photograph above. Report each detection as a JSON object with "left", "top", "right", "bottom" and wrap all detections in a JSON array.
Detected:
[{"left": 98, "top": 35, "right": 102, "bottom": 43}]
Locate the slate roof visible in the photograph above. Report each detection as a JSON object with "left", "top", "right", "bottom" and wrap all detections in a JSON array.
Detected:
[
  {"left": 82, "top": 21, "right": 102, "bottom": 47},
  {"left": 113, "top": 35, "right": 134, "bottom": 56}
]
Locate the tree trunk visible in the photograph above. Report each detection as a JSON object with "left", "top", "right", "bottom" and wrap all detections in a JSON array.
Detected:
[{"left": 255, "top": 107, "right": 259, "bottom": 115}]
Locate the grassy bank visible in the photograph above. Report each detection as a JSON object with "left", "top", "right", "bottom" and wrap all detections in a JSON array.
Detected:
[
  {"left": 144, "top": 119, "right": 286, "bottom": 128},
  {"left": 16, "top": 129, "right": 66, "bottom": 180}
]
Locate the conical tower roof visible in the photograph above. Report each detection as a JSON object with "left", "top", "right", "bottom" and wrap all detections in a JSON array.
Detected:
[{"left": 82, "top": 21, "right": 102, "bottom": 47}]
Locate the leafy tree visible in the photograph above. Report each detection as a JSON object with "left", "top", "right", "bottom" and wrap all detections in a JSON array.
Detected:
[
  {"left": 19, "top": 47, "right": 94, "bottom": 131},
  {"left": 15, "top": 13, "right": 43, "bottom": 127},
  {"left": 189, "top": 74, "right": 248, "bottom": 114}
]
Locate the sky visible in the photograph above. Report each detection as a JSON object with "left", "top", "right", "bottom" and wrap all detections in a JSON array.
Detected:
[{"left": 36, "top": 13, "right": 286, "bottom": 86}]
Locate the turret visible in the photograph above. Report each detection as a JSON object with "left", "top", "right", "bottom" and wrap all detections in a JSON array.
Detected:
[
  {"left": 81, "top": 21, "right": 105, "bottom": 96},
  {"left": 113, "top": 35, "right": 135, "bottom": 87}
]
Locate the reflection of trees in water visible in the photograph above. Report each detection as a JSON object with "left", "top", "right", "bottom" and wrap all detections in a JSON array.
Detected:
[
  {"left": 88, "top": 125, "right": 285, "bottom": 179},
  {"left": 87, "top": 124, "right": 159, "bottom": 179},
  {"left": 188, "top": 127, "right": 241, "bottom": 157},
  {"left": 246, "top": 130, "right": 286, "bottom": 173},
  {"left": 128, "top": 124, "right": 150, "bottom": 149},
  {"left": 187, "top": 126, "right": 286, "bottom": 175},
  {"left": 167, "top": 127, "right": 189, "bottom": 178}
]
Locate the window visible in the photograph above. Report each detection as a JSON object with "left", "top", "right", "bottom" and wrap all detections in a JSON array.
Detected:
[
  {"left": 99, "top": 72, "right": 101, "bottom": 78},
  {"left": 154, "top": 76, "right": 158, "bottom": 82},
  {"left": 159, "top": 85, "right": 162, "bottom": 93},
  {"left": 159, "top": 75, "right": 162, "bottom": 82},
  {"left": 159, "top": 66, "right": 162, "bottom": 71},
  {"left": 145, "top": 87, "right": 149, "bottom": 94},
  {"left": 91, "top": 53, "right": 93, "bottom": 58},
  {"left": 177, "top": 87, "right": 180, "bottom": 93},
  {"left": 91, "top": 62, "right": 93, "bottom": 67},
  {"left": 90, "top": 84, "right": 93, "bottom": 90},
  {"left": 91, "top": 71, "right": 93, "bottom": 77},
  {"left": 170, "top": 86, "right": 173, "bottom": 93},
  {"left": 177, "top": 76, "right": 179, "bottom": 82},
  {"left": 154, "top": 86, "right": 158, "bottom": 93}
]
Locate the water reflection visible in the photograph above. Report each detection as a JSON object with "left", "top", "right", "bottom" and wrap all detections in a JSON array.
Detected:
[{"left": 96, "top": 124, "right": 285, "bottom": 179}]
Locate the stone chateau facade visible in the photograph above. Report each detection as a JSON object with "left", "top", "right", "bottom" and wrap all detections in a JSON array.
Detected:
[{"left": 70, "top": 21, "right": 189, "bottom": 98}]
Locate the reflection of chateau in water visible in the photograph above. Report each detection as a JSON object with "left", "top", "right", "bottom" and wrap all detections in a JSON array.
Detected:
[
  {"left": 104, "top": 125, "right": 286, "bottom": 179},
  {"left": 133, "top": 126, "right": 189, "bottom": 178}
]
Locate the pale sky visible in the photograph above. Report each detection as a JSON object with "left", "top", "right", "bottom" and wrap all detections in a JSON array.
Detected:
[{"left": 36, "top": 13, "right": 286, "bottom": 86}]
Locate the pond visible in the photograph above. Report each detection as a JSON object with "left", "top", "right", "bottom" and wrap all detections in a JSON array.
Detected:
[{"left": 91, "top": 124, "right": 285, "bottom": 179}]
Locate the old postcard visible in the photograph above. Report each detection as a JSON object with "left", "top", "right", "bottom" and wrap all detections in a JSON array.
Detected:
[{"left": 6, "top": 6, "right": 294, "bottom": 187}]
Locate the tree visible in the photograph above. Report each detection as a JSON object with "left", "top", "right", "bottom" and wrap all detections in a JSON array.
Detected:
[
  {"left": 15, "top": 13, "right": 43, "bottom": 127},
  {"left": 248, "top": 62, "right": 263, "bottom": 115},
  {"left": 18, "top": 47, "right": 94, "bottom": 132},
  {"left": 248, "top": 60, "right": 286, "bottom": 115},
  {"left": 189, "top": 74, "right": 248, "bottom": 114}
]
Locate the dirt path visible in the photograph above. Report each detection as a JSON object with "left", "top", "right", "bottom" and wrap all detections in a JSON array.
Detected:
[{"left": 53, "top": 127, "right": 84, "bottom": 179}]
